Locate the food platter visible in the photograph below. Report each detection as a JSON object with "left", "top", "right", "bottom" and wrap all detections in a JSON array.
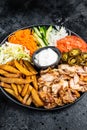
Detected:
[{"left": 0, "top": 24, "right": 87, "bottom": 110}]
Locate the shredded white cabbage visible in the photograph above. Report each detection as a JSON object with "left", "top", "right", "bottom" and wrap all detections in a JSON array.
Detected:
[
  {"left": 47, "top": 26, "right": 68, "bottom": 46},
  {"left": 0, "top": 42, "right": 30, "bottom": 64}
]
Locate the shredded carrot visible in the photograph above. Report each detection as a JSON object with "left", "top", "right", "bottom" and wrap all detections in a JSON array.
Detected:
[{"left": 8, "top": 29, "right": 38, "bottom": 55}]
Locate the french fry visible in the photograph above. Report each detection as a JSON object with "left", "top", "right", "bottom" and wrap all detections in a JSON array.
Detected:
[
  {"left": 28, "top": 84, "right": 33, "bottom": 92},
  {"left": 16, "top": 95, "right": 23, "bottom": 102},
  {"left": 0, "top": 76, "right": 32, "bottom": 84},
  {"left": 19, "top": 60, "right": 28, "bottom": 70},
  {"left": 32, "top": 98, "right": 39, "bottom": 107},
  {"left": 17, "top": 84, "right": 22, "bottom": 94},
  {"left": 4, "top": 88, "right": 15, "bottom": 96},
  {"left": 0, "top": 69, "right": 20, "bottom": 78},
  {"left": 22, "top": 84, "right": 31, "bottom": 104},
  {"left": 4, "top": 73, "right": 20, "bottom": 78},
  {"left": 14, "top": 60, "right": 33, "bottom": 75},
  {"left": 26, "top": 76, "right": 31, "bottom": 80},
  {"left": 11, "top": 83, "right": 19, "bottom": 96},
  {"left": 27, "top": 84, "right": 31, "bottom": 95},
  {"left": 31, "top": 87, "right": 44, "bottom": 106},
  {"left": 0, "top": 59, "right": 41, "bottom": 108},
  {"left": 4, "top": 88, "right": 23, "bottom": 102},
  {"left": 0, "top": 82, "right": 11, "bottom": 88},
  {"left": 26, "top": 96, "right": 32, "bottom": 105},
  {"left": 6, "top": 60, "right": 15, "bottom": 66},
  {"left": 21, "top": 84, "right": 29, "bottom": 97},
  {"left": 22, "top": 94, "right": 29, "bottom": 104},
  {"left": 32, "top": 75, "right": 38, "bottom": 90},
  {"left": 19, "top": 59, "right": 24, "bottom": 66},
  {"left": 0, "top": 64, "right": 20, "bottom": 73},
  {"left": 20, "top": 60, "right": 27, "bottom": 69},
  {"left": 0, "top": 69, "right": 7, "bottom": 74},
  {"left": 24, "top": 60, "right": 37, "bottom": 74}
]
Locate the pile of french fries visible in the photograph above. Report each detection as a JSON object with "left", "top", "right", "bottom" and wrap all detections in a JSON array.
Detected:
[{"left": 0, "top": 60, "right": 44, "bottom": 107}]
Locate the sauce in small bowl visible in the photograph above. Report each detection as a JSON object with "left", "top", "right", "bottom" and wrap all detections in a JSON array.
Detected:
[{"left": 32, "top": 46, "right": 61, "bottom": 69}]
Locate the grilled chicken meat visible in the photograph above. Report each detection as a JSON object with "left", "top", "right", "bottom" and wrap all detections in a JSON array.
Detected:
[{"left": 38, "top": 64, "right": 87, "bottom": 109}]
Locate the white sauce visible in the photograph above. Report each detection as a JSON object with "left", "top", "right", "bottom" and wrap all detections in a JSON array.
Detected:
[{"left": 34, "top": 48, "right": 58, "bottom": 66}]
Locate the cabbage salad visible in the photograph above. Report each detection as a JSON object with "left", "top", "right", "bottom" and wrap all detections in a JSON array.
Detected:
[{"left": 0, "top": 42, "right": 30, "bottom": 64}]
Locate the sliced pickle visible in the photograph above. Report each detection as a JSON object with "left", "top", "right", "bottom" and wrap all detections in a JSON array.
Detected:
[{"left": 69, "top": 49, "right": 81, "bottom": 57}]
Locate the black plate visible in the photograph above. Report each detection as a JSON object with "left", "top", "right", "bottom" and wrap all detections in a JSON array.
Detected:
[{"left": 0, "top": 24, "right": 86, "bottom": 111}]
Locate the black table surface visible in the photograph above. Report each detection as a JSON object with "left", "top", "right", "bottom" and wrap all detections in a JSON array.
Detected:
[{"left": 0, "top": 0, "right": 87, "bottom": 130}]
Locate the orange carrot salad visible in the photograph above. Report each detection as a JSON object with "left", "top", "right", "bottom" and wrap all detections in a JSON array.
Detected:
[
  {"left": 8, "top": 29, "right": 38, "bottom": 55},
  {"left": 56, "top": 35, "right": 87, "bottom": 52}
]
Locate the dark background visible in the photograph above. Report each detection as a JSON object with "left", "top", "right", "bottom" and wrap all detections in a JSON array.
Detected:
[{"left": 0, "top": 0, "right": 87, "bottom": 130}]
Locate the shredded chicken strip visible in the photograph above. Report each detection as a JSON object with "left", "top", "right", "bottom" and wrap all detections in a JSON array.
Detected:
[{"left": 38, "top": 64, "right": 87, "bottom": 109}]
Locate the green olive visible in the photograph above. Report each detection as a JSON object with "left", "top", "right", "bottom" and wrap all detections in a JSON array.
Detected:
[
  {"left": 69, "top": 49, "right": 81, "bottom": 57},
  {"left": 62, "top": 52, "right": 68, "bottom": 62},
  {"left": 68, "top": 57, "right": 77, "bottom": 65}
]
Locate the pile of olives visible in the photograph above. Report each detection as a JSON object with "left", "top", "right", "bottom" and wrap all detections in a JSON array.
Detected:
[{"left": 61, "top": 48, "right": 87, "bottom": 65}]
